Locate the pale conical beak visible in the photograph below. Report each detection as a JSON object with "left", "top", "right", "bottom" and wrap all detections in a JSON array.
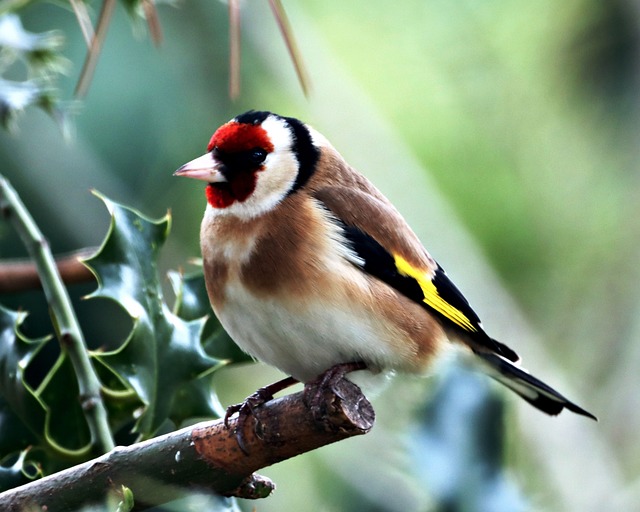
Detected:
[{"left": 173, "top": 152, "right": 227, "bottom": 182}]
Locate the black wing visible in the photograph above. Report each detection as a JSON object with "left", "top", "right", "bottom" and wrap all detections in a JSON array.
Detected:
[{"left": 339, "top": 223, "right": 519, "bottom": 362}]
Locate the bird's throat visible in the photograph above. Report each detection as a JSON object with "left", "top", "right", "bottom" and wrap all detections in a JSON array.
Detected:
[{"left": 206, "top": 173, "right": 258, "bottom": 208}]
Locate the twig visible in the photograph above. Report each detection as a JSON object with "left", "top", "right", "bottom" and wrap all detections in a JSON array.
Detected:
[
  {"left": 267, "top": 0, "right": 310, "bottom": 96},
  {"left": 0, "top": 248, "right": 96, "bottom": 293},
  {"left": 0, "top": 176, "right": 115, "bottom": 454},
  {"left": 75, "top": 0, "right": 117, "bottom": 98},
  {"left": 228, "top": 0, "right": 241, "bottom": 99},
  {"left": 0, "top": 381, "right": 375, "bottom": 510},
  {"left": 69, "top": 0, "right": 95, "bottom": 48},
  {"left": 142, "top": 0, "right": 163, "bottom": 46}
]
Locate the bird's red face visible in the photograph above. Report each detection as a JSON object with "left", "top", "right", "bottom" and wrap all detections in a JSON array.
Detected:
[
  {"left": 175, "top": 111, "right": 320, "bottom": 218},
  {"left": 176, "top": 120, "right": 275, "bottom": 209},
  {"left": 205, "top": 121, "right": 275, "bottom": 208},
  {"left": 207, "top": 121, "right": 273, "bottom": 155}
]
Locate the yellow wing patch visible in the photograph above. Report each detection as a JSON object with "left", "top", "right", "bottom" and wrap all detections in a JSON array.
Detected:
[{"left": 394, "top": 255, "right": 477, "bottom": 332}]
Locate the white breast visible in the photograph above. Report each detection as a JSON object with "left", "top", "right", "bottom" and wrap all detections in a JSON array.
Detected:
[{"left": 216, "top": 273, "right": 407, "bottom": 383}]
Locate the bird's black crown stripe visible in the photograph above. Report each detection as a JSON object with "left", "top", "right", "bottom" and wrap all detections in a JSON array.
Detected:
[{"left": 235, "top": 110, "right": 271, "bottom": 125}]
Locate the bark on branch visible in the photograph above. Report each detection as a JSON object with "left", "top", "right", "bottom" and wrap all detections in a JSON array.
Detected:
[
  {"left": 0, "top": 379, "right": 374, "bottom": 511},
  {"left": 0, "top": 248, "right": 95, "bottom": 293}
]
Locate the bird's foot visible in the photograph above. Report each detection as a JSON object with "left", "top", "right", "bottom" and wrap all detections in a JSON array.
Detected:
[
  {"left": 303, "top": 361, "right": 367, "bottom": 425},
  {"left": 224, "top": 375, "right": 298, "bottom": 455}
]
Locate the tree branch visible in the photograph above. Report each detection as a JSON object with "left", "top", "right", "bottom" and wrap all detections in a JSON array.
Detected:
[
  {"left": 0, "top": 248, "right": 95, "bottom": 293},
  {"left": 0, "top": 380, "right": 375, "bottom": 510}
]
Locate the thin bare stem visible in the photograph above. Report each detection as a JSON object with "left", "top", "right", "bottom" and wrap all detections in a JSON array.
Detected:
[
  {"left": 267, "top": 0, "right": 310, "bottom": 96},
  {"left": 0, "top": 176, "right": 114, "bottom": 454},
  {"left": 75, "top": 0, "right": 117, "bottom": 98},
  {"left": 228, "top": 0, "right": 241, "bottom": 99},
  {"left": 69, "top": 0, "right": 95, "bottom": 48},
  {"left": 142, "top": 0, "right": 163, "bottom": 46}
]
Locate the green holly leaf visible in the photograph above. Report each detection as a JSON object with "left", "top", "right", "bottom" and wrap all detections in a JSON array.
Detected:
[
  {"left": 0, "top": 305, "right": 97, "bottom": 475},
  {"left": 84, "top": 193, "right": 224, "bottom": 438},
  {"left": 0, "top": 305, "right": 48, "bottom": 458},
  {"left": 0, "top": 450, "right": 41, "bottom": 493},
  {"left": 37, "top": 354, "right": 91, "bottom": 452},
  {"left": 168, "top": 270, "right": 251, "bottom": 364}
]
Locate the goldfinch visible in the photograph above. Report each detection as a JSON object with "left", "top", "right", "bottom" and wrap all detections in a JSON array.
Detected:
[{"left": 175, "top": 110, "right": 595, "bottom": 424}]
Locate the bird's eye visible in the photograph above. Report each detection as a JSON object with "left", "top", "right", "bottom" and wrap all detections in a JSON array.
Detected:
[{"left": 250, "top": 148, "right": 267, "bottom": 164}]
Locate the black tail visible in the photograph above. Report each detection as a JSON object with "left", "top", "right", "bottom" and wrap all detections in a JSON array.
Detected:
[{"left": 475, "top": 352, "right": 597, "bottom": 420}]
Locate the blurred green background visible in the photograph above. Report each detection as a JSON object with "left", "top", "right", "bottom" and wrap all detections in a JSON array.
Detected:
[{"left": 1, "top": 0, "right": 638, "bottom": 510}]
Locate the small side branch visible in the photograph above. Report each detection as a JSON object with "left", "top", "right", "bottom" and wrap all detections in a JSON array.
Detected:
[
  {"left": 0, "top": 381, "right": 375, "bottom": 509},
  {"left": 0, "top": 248, "right": 95, "bottom": 293}
]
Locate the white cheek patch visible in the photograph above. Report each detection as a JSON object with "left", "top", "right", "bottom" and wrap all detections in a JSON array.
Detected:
[
  {"left": 255, "top": 150, "right": 298, "bottom": 196},
  {"left": 262, "top": 115, "right": 294, "bottom": 151}
]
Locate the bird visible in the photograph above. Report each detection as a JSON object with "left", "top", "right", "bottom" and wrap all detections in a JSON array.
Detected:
[{"left": 174, "top": 110, "right": 596, "bottom": 439}]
